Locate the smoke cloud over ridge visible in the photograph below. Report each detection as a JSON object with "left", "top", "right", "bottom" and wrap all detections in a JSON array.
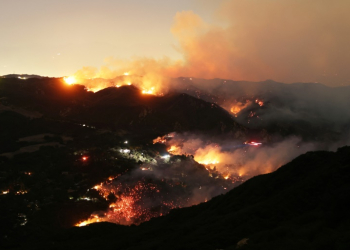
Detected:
[{"left": 71, "top": 0, "right": 350, "bottom": 87}]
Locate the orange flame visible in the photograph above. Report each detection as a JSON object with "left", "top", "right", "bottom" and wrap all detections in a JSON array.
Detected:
[
  {"left": 230, "top": 101, "right": 251, "bottom": 117},
  {"left": 63, "top": 76, "right": 77, "bottom": 85}
]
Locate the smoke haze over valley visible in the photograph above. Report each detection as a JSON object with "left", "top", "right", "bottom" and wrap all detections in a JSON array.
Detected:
[{"left": 1, "top": 1, "right": 350, "bottom": 249}]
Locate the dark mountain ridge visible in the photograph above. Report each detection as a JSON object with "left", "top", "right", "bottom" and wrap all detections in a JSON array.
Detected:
[{"left": 0, "top": 77, "right": 247, "bottom": 137}]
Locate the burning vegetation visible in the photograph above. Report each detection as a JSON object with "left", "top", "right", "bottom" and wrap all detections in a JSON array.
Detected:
[
  {"left": 63, "top": 73, "right": 164, "bottom": 96},
  {"left": 75, "top": 138, "right": 246, "bottom": 227},
  {"left": 230, "top": 100, "right": 252, "bottom": 117}
]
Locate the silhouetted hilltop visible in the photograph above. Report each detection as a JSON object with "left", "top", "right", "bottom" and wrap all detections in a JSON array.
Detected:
[{"left": 0, "top": 77, "right": 247, "bottom": 136}]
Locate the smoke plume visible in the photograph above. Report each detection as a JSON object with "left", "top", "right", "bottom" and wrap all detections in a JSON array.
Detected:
[{"left": 71, "top": 0, "right": 350, "bottom": 88}]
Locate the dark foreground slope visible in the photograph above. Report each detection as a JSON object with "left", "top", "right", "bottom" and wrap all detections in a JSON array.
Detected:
[{"left": 18, "top": 146, "right": 350, "bottom": 250}]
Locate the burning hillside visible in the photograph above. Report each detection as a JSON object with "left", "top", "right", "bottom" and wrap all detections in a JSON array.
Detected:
[
  {"left": 63, "top": 73, "right": 165, "bottom": 96},
  {"left": 75, "top": 148, "right": 244, "bottom": 227},
  {"left": 75, "top": 130, "right": 323, "bottom": 228},
  {"left": 153, "top": 132, "right": 319, "bottom": 178}
]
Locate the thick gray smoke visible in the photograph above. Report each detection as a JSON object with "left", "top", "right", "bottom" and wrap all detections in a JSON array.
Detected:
[{"left": 169, "top": 78, "right": 350, "bottom": 141}]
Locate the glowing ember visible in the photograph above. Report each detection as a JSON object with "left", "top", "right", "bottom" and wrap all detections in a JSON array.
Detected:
[
  {"left": 255, "top": 99, "right": 264, "bottom": 107},
  {"left": 63, "top": 76, "right": 77, "bottom": 85},
  {"left": 82, "top": 156, "right": 88, "bottom": 161}
]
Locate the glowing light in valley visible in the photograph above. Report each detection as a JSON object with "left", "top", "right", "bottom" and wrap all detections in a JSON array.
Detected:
[
  {"left": 124, "top": 72, "right": 130, "bottom": 76},
  {"left": 64, "top": 76, "right": 77, "bottom": 85},
  {"left": 244, "top": 141, "right": 262, "bottom": 146}
]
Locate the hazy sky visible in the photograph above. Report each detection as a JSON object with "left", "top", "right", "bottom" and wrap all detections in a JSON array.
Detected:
[
  {"left": 1, "top": 0, "right": 349, "bottom": 86},
  {"left": 0, "top": 0, "right": 211, "bottom": 76}
]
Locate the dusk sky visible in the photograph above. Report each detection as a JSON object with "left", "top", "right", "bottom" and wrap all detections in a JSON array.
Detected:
[{"left": 1, "top": 0, "right": 349, "bottom": 86}]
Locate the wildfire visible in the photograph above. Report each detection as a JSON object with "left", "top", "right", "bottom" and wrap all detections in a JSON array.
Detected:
[
  {"left": 230, "top": 101, "right": 251, "bottom": 117},
  {"left": 92, "top": 185, "right": 102, "bottom": 191},
  {"left": 153, "top": 136, "right": 166, "bottom": 144},
  {"left": 76, "top": 135, "right": 249, "bottom": 228},
  {"left": 198, "top": 160, "right": 220, "bottom": 165},
  {"left": 77, "top": 179, "right": 181, "bottom": 227},
  {"left": 76, "top": 215, "right": 101, "bottom": 227},
  {"left": 63, "top": 76, "right": 77, "bottom": 85},
  {"left": 153, "top": 133, "right": 175, "bottom": 144},
  {"left": 142, "top": 87, "right": 155, "bottom": 95},
  {"left": 255, "top": 99, "right": 264, "bottom": 107},
  {"left": 167, "top": 145, "right": 180, "bottom": 154}
]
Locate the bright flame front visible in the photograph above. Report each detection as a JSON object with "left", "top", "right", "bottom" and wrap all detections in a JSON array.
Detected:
[{"left": 64, "top": 76, "right": 77, "bottom": 85}]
